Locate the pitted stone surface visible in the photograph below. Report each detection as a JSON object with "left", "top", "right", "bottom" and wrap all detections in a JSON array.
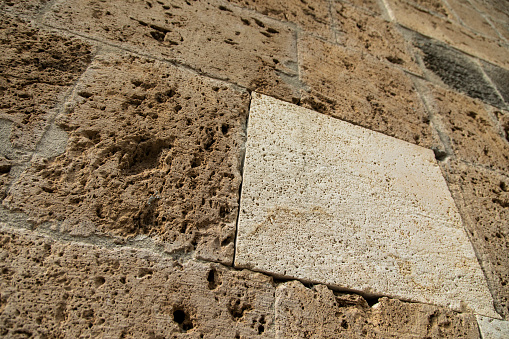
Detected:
[
  {"left": 4, "top": 54, "right": 249, "bottom": 264},
  {"left": 0, "top": 227, "right": 276, "bottom": 338},
  {"left": 477, "top": 316, "right": 509, "bottom": 339},
  {"left": 0, "top": 15, "right": 92, "bottom": 151},
  {"left": 275, "top": 280, "right": 480, "bottom": 338},
  {"left": 298, "top": 34, "right": 433, "bottom": 147},
  {"left": 331, "top": 2, "right": 421, "bottom": 75},
  {"left": 236, "top": 93, "right": 498, "bottom": 318},
  {"left": 43, "top": 0, "right": 299, "bottom": 102},
  {"left": 425, "top": 86, "right": 509, "bottom": 172},
  {"left": 442, "top": 161, "right": 509, "bottom": 319}
]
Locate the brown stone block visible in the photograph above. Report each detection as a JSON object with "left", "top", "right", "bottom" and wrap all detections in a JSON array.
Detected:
[
  {"left": 0, "top": 227, "right": 276, "bottom": 337},
  {"left": 225, "top": 0, "right": 333, "bottom": 41},
  {"left": 428, "top": 86, "right": 509, "bottom": 172},
  {"left": 4, "top": 54, "right": 250, "bottom": 264},
  {"left": 0, "top": 15, "right": 92, "bottom": 151},
  {"left": 331, "top": 2, "right": 421, "bottom": 75},
  {"left": 386, "top": 0, "right": 509, "bottom": 69},
  {"left": 468, "top": 0, "right": 509, "bottom": 25},
  {"left": 0, "top": 0, "right": 50, "bottom": 17},
  {"left": 442, "top": 161, "right": 509, "bottom": 319},
  {"left": 298, "top": 35, "right": 433, "bottom": 147},
  {"left": 447, "top": 0, "right": 500, "bottom": 39},
  {"left": 275, "top": 280, "right": 480, "bottom": 338},
  {"left": 342, "top": 0, "right": 382, "bottom": 15},
  {"left": 43, "top": 0, "right": 299, "bottom": 102}
]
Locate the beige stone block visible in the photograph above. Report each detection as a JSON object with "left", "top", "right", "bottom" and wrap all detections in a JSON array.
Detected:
[
  {"left": 43, "top": 0, "right": 299, "bottom": 102},
  {"left": 447, "top": 0, "right": 501, "bottom": 39},
  {"left": 468, "top": 0, "right": 509, "bottom": 25},
  {"left": 0, "top": 226, "right": 275, "bottom": 338},
  {"left": 477, "top": 316, "right": 509, "bottom": 338},
  {"left": 225, "top": 0, "right": 333, "bottom": 41},
  {"left": 4, "top": 54, "right": 249, "bottom": 265},
  {"left": 275, "top": 280, "right": 480, "bottom": 338},
  {"left": 0, "top": 15, "right": 92, "bottom": 152},
  {"left": 426, "top": 86, "right": 509, "bottom": 172},
  {"left": 386, "top": 0, "right": 509, "bottom": 68},
  {"left": 342, "top": 0, "right": 382, "bottom": 15},
  {"left": 442, "top": 161, "right": 509, "bottom": 319},
  {"left": 235, "top": 93, "right": 499, "bottom": 318},
  {"left": 298, "top": 34, "right": 432, "bottom": 147},
  {"left": 331, "top": 2, "right": 421, "bottom": 75}
]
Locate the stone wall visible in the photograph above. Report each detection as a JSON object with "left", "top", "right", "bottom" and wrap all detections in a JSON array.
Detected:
[{"left": 0, "top": 0, "right": 508, "bottom": 337}]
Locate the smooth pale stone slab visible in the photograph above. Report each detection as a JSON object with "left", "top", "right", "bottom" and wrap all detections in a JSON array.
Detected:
[
  {"left": 477, "top": 316, "right": 509, "bottom": 338},
  {"left": 235, "top": 92, "right": 499, "bottom": 318}
]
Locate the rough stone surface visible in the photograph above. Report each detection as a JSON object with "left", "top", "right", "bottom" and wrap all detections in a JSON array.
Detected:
[
  {"left": 275, "top": 280, "right": 480, "bottom": 338},
  {"left": 298, "top": 34, "right": 433, "bottom": 147},
  {"left": 343, "top": 0, "right": 382, "bottom": 15},
  {"left": 468, "top": 0, "right": 509, "bottom": 27},
  {"left": 482, "top": 61, "right": 509, "bottom": 104},
  {"left": 386, "top": 0, "right": 509, "bottom": 68},
  {"left": 0, "top": 14, "right": 92, "bottom": 151},
  {"left": 331, "top": 1, "right": 421, "bottom": 74},
  {"left": 424, "top": 85, "right": 509, "bottom": 172},
  {"left": 0, "top": 226, "right": 276, "bottom": 338},
  {"left": 235, "top": 93, "right": 498, "bottom": 318},
  {"left": 225, "top": 0, "right": 333, "bottom": 41},
  {"left": 447, "top": 0, "right": 500, "bottom": 39},
  {"left": 3, "top": 54, "right": 249, "bottom": 264},
  {"left": 0, "top": 0, "right": 50, "bottom": 17},
  {"left": 442, "top": 161, "right": 509, "bottom": 319},
  {"left": 43, "top": 0, "right": 299, "bottom": 102},
  {"left": 477, "top": 315, "right": 509, "bottom": 338},
  {"left": 414, "top": 35, "right": 506, "bottom": 109}
]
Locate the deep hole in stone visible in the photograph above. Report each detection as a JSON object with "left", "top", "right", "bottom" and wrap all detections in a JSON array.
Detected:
[
  {"left": 173, "top": 309, "right": 186, "bottom": 324},
  {"left": 365, "top": 297, "right": 380, "bottom": 307}
]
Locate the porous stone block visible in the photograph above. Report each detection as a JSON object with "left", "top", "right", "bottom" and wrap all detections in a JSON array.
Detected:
[
  {"left": 4, "top": 54, "right": 249, "bottom": 264},
  {"left": 235, "top": 93, "right": 498, "bottom": 318},
  {"left": 342, "top": 0, "right": 382, "bottom": 15},
  {"left": 477, "top": 316, "right": 509, "bottom": 339},
  {"left": 275, "top": 280, "right": 480, "bottom": 338},
  {"left": 446, "top": 0, "right": 500, "bottom": 39},
  {"left": 414, "top": 35, "right": 506, "bottom": 109},
  {"left": 0, "top": 15, "right": 92, "bottom": 151},
  {"left": 43, "top": 0, "right": 299, "bottom": 102},
  {"left": 386, "top": 0, "right": 509, "bottom": 69},
  {"left": 225, "top": 0, "right": 333, "bottom": 41},
  {"left": 0, "top": 227, "right": 275, "bottom": 338},
  {"left": 331, "top": 2, "right": 421, "bottom": 75},
  {"left": 0, "top": 0, "right": 50, "bottom": 17},
  {"left": 424, "top": 85, "right": 509, "bottom": 172},
  {"left": 442, "top": 161, "right": 509, "bottom": 319},
  {"left": 298, "top": 34, "right": 432, "bottom": 147},
  {"left": 468, "top": 0, "right": 509, "bottom": 26}
]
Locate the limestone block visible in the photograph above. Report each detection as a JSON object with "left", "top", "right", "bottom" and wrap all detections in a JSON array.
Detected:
[
  {"left": 4, "top": 54, "right": 249, "bottom": 265},
  {"left": 275, "top": 280, "right": 480, "bottom": 338},
  {"left": 235, "top": 93, "right": 499, "bottom": 318},
  {"left": 43, "top": 0, "right": 299, "bottom": 102},
  {"left": 414, "top": 35, "right": 506, "bottom": 109},
  {"left": 447, "top": 0, "right": 500, "bottom": 39},
  {"left": 0, "top": 0, "right": 50, "bottom": 17},
  {"left": 468, "top": 0, "right": 509, "bottom": 27},
  {"left": 225, "top": 0, "right": 333, "bottom": 41},
  {"left": 385, "top": 0, "right": 509, "bottom": 69},
  {"left": 425, "top": 85, "right": 509, "bottom": 172},
  {"left": 342, "top": 0, "right": 382, "bottom": 15},
  {"left": 0, "top": 15, "right": 92, "bottom": 151},
  {"left": 477, "top": 316, "right": 509, "bottom": 339},
  {"left": 298, "top": 34, "right": 433, "bottom": 147},
  {"left": 331, "top": 2, "right": 421, "bottom": 75},
  {"left": 442, "top": 161, "right": 509, "bottom": 319},
  {"left": 0, "top": 226, "right": 276, "bottom": 338},
  {"left": 482, "top": 61, "right": 509, "bottom": 105}
]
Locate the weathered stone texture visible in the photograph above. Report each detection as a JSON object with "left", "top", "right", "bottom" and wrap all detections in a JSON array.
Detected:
[
  {"left": 276, "top": 280, "right": 480, "bottom": 338},
  {"left": 331, "top": 2, "right": 421, "bottom": 74},
  {"left": 43, "top": 0, "right": 299, "bottom": 102},
  {"left": 3, "top": 54, "right": 249, "bottom": 264},
  {"left": 343, "top": 0, "right": 382, "bottom": 15},
  {"left": 236, "top": 93, "right": 497, "bottom": 318},
  {"left": 414, "top": 35, "right": 506, "bottom": 109},
  {"left": 0, "top": 0, "right": 50, "bottom": 17},
  {"left": 442, "top": 161, "right": 509, "bottom": 319},
  {"left": 0, "top": 15, "right": 92, "bottom": 151},
  {"left": 477, "top": 315, "right": 509, "bottom": 339},
  {"left": 298, "top": 35, "right": 432, "bottom": 147},
  {"left": 386, "top": 0, "right": 509, "bottom": 69},
  {"left": 0, "top": 227, "right": 276, "bottom": 338},
  {"left": 226, "top": 0, "right": 333, "bottom": 41},
  {"left": 482, "top": 61, "right": 509, "bottom": 104},
  {"left": 426, "top": 86, "right": 509, "bottom": 172},
  {"left": 447, "top": 0, "right": 500, "bottom": 39}
]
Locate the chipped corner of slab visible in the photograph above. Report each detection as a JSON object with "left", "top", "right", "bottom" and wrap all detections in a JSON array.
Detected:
[{"left": 235, "top": 92, "right": 499, "bottom": 319}]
